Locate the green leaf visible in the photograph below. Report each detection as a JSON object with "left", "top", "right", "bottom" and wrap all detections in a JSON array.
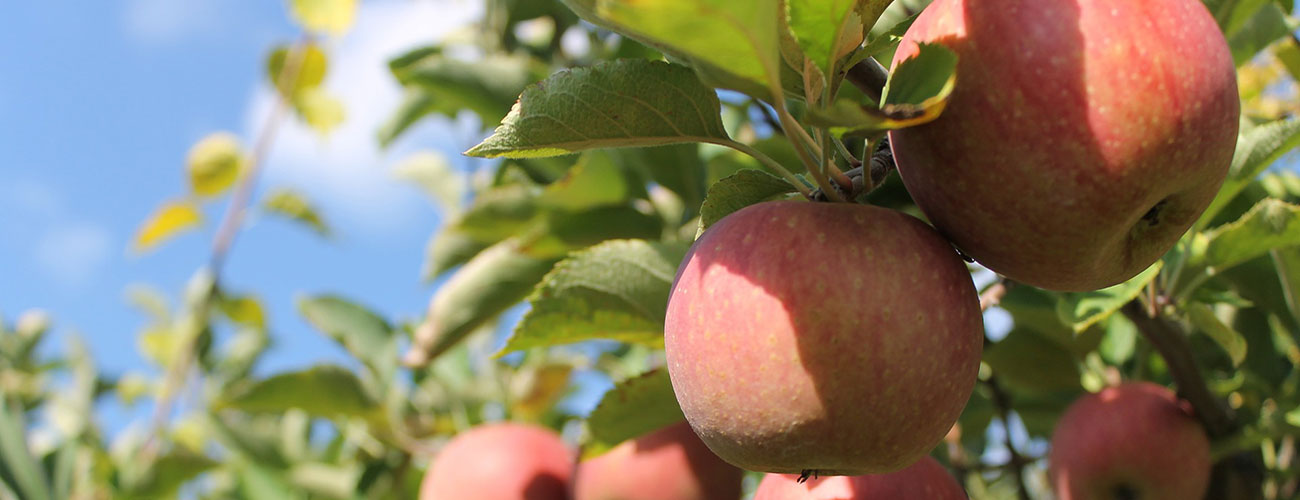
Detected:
[
  {"left": 268, "top": 44, "right": 328, "bottom": 98},
  {"left": 186, "top": 132, "right": 245, "bottom": 198},
  {"left": 1287, "top": 405, "right": 1300, "bottom": 428},
  {"left": 806, "top": 43, "right": 956, "bottom": 137},
  {"left": 584, "top": 369, "right": 685, "bottom": 458},
  {"left": 390, "top": 52, "right": 539, "bottom": 127},
  {"left": 288, "top": 0, "right": 357, "bottom": 36},
  {"left": 0, "top": 398, "right": 50, "bottom": 500},
  {"left": 133, "top": 200, "right": 202, "bottom": 253},
  {"left": 393, "top": 151, "right": 464, "bottom": 215},
  {"left": 1204, "top": 199, "right": 1300, "bottom": 272},
  {"left": 378, "top": 91, "right": 440, "bottom": 147},
  {"left": 502, "top": 239, "right": 690, "bottom": 354},
  {"left": 1272, "top": 247, "right": 1300, "bottom": 326},
  {"left": 787, "top": 0, "right": 864, "bottom": 78},
  {"left": 1275, "top": 36, "right": 1300, "bottom": 83},
  {"left": 1204, "top": 117, "right": 1300, "bottom": 226},
  {"left": 1228, "top": 3, "right": 1291, "bottom": 65},
  {"left": 298, "top": 295, "right": 397, "bottom": 378},
  {"left": 453, "top": 184, "right": 541, "bottom": 243},
  {"left": 519, "top": 205, "right": 666, "bottom": 259},
  {"left": 616, "top": 144, "right": 709, "bottom": 220},
  {"left": 1098, "top": 314, "right": 1138, "bottom": 365},
  {"left": 536, "top": 151, "right": 635, "bottom": 210},
  {"left": 983, "top": 328, "right": 1081, "bottom": 393},
  {"left": 1056, "top": 262, "right": 1163, "bottom": 333},
  {"left": 1186, "top": 303, "right": 1248, "bottom": 367},
  {"left": 858, "top": 9, "right": 918, "bottom": 57},
  {"left": 422, "top": 229, "right": 489, "bottom": 281},
  {"left": 123, "top": 450, "right": 218, "bottom": 499},
  {"left": 262, "top": 188, "right": 330, "bottom": 238},
  {"left": 405, "top": 238, "right": 559, "bottom": 366},
  {"left": 216, "top": 365, "right": 378, "bottom": 420},
  {"left": 467, "top": 59, "right": 730, "bottom": 158},
  {"left": 238, "top": 461, "right": 304, "bottom": 500},
  {"left": 881, "top": 42, "right": 957, "bottom": 106},
  {"left": 696, "top": 169, "right": 796, "bottom": 236},
  {"left": 565, "top": 0, "right": 782, "bottom": 93}
]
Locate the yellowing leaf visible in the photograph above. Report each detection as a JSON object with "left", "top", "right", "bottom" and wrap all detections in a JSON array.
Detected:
[
  {"left": 289, "top": 0, "right": 357, "bottom": 36},
  {"left": 293, "top": 88, "right": 346, "bottom": 136},
  {"left": 268, "top": 44, "right": 328, "bottom": 97},
  {"left": 133, "top": 200, "right": 203, "bottom": 252},
  {"left": 187, "top": 132, "right": 245, "bottom": 197},
  {"left": 512, "top": 364, "right": 573, "bottom": 419},
  {"left": 262, "top": 189, "right": 330, "bottom": 237}
]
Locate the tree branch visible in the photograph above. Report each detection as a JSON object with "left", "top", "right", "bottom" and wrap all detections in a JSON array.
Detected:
[
  {"left": 845, "top": 57, "right": 889, "bottom": 103},
  {"left": 1119, "top": 301, "right": 1234, "bottom": 438},
  {"left": 1119, "top": 300, "right": 1266, "bottom": 499}
]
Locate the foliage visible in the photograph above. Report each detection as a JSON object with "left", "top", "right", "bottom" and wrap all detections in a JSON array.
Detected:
[{"left": 5, "top": 0, "right": 1300, "bottom": 499}]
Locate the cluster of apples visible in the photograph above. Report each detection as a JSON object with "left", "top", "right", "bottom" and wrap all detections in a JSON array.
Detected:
[
  {"left": 665, "top": 0, "right": 1237, "bottom": 498},
  {"left": 417, "top": 421, "right": 738, "bottom": 500},
  {"left": 418, "top": 419, "right": 973, "bottom": 499}
]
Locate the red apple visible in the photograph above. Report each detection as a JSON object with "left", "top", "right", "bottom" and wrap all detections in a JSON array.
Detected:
[
  {"left": 1049, "top": 382, "right": 1211, "bottom": 499},
  {"left": 754, "top": 456, "right": 968, "bottom": 499},
  {"left": 665, "top": 201, "right": 983, "bottom": 475},
  {"left": 574, "top": 421, "right": 743, "bottom": 500},
  {"left": 420, "top": 422, "right": 573, "bottom": 500},
  {"left": 888, "top": 0, "right": 1239, "bottom": 291}
]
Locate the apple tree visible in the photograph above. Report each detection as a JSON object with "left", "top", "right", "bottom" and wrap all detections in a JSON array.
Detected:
[{"left": 2, "top": 0, "right": 1300, "bottom": 499}]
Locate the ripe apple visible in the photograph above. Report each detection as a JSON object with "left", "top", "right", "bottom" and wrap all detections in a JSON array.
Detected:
[
  {"left": 420, "top": 422, "right": 573, "bottom": 500},
  {"left": 665, "top": 201, "right": 983, "bottom": 475},
  {"left": 887, "top": 0, "right": 1239, "bottom": 291},
  {"left": 753, "top": 456, "right": 968, "bottom": 499},
  {"left": 573, "top": 421, "right": 743, "bottom": 500},
  {"left": 1049, "top": 382, "right": 1211, "bottom": 499}
]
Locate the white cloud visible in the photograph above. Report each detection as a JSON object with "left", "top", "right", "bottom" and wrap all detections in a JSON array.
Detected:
[
  {"left": 122, "top": 0, "right": 225, "bottom": 43},
  {"left": 33, "top": 223, "right": 113, "bottom": 289},
  {"left": 0, "top": 178, "right": 112, "bottom": 289},
  {"left": 3, "top": 178, "right": 63, "bottom": 218},
  {"left": 247, "top": 0, "right": 484, "bottom": 235}
]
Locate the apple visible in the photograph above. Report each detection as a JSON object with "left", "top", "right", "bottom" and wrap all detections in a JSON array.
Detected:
[
  {"left": 1049, "top": 382, "right": 1211, "bottom": 499},
  {"left": 754, "top": 456, "right": 968, "bottom": 499},
  {"left": 574, "top": 421, "right": 743, "bottom": 500},
  {"left": 664, "top": 201, "right": 983, "bottom": 475},
  {"left": 420, "top": 422, "right": 573, "bottom": 500},
  {"left": 887, "top": 0, "right": 1239, "bottom": 291}
]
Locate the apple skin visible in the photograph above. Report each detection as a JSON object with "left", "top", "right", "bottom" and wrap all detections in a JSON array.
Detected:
[
  {"left": 1049, "top": 382, "right": 1211, "bottom": 500},
  {"left": 664, "top": 201, "right": 983, "bottom": 475},
  {"left": 754, "top": 456, "right": 968, "bottom": 499},
  {"left": 887, "top": 0, "right": 1239, "bottom": 291},
  {"left": 419, "top": 422, "right": 573, "bottom": 500},
  {"left": 574, "top": 421, "right": 743, "bottom": 500}
]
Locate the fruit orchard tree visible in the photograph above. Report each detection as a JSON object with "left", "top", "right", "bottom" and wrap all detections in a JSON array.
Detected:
[{"left": 3, "top": 0, "right": 1300, "bottom": 499}]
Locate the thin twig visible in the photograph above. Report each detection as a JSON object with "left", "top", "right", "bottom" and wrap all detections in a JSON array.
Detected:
[
  {"left": 984, "top": 376, "right": 1033, "bottom": 500},
  {"left": 980, "top": 280, "right": 1012, "bottom": 311},
  {"left": 140, "top": 35, "right": 311, "bottom": 462}
]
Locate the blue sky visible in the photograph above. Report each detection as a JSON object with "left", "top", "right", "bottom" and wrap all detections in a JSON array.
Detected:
[{"left": 0, "top": 0, "right": 499, "bottom": 431}]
